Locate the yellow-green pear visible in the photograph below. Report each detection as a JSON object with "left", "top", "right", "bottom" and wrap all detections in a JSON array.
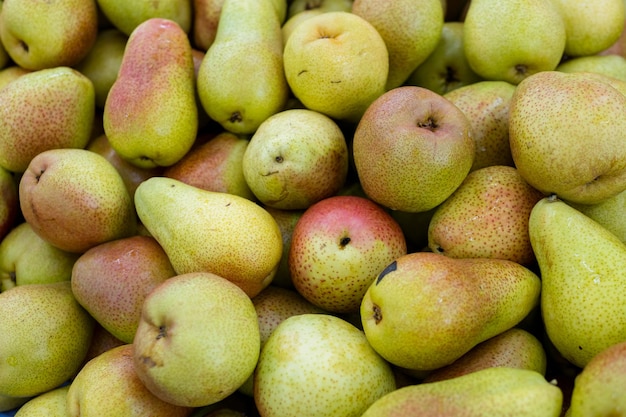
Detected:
[
  {"left": 96, "top": 0, "right": 192, "bottom": 36},
  {"left": 13, "top": 386, "right": 69, "bottom": 417},
  {"left": 287, "top": 0, "right": 353, "bottom": 18},
  {"left": 133, "top": 272, "right": 260, "bottom": 408},
  {"left": 134, "top": 177, "right": 283, "bottom": 298},
  {"left": 197, "top": 0, "right": 289, "bottom": 135},
  {"left": 283, "top": 11, "right": 389, "bottom": 122},
  {"left": 0, "top": 65, "right": 31, "bottom": 90},
  {"left": 567, "top": 340, "right": 626, "bottom": 416},
  {"left": 0, "top": 66, "right": 95, "bottom": 173},
  {"left": 361, "top": 367, "right": 563, "bottom": 417},
  {"left": 529, "top": 196, "right": 626, "bottom": 368},
  {"left": 0, "top": 0, "right": 98, "bottom": 70},
  {"left": 0, "top": 395, "right": 29, "bottom": 414},
  {"left": 463, "top": 0, "right": 566, "bottom": 84},
  {"left": 254, "top": 313, "right": 396, "bottom": 417},
  {"left": 352, "top": 0, "right": 444, "bottom": 90},
  {"left": 360, "top": 252, "right": 541, "bottom": 372},
  {"left": 19, "top": 148, "right": 137, "bottom": 253},
  {"left": 568, "top": 188, "right": 626, "bottom": 244},
  {"left": 104, "top": 18, "right": 197, "bottom": 169},
  {"left": 509, "top": 70, "right": 626, "bottom": 205},
  {"left": 557, "top": 54, "right": 626, "bottom": 82},
  {"left": 0, "top": 281, "right": 95, "bottom": 398},
  {"left": 263, "top": 206, "right": 305, "bottom": 289},
  {"left": 552, "top": 0, "right": 625, "bottom": 57}
]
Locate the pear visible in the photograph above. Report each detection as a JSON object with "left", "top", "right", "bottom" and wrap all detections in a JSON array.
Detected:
[
  {"left": 463, "top": 0, "right": 566, "bottom": 84},
  {"left": 134, "top": 176, "right": 283, "bottom": 298},
  {"left": 81, "top": 323, "right": 125, "bottom": 366},
  {"left": 133, "top": 272, "right": 260, "bottom": 408},
  {"left": 509, "top": 70, "right": 626, "bottom": 205},
  {"left": 254, "top": 313, "right": 396, "bottom": 417},
  {"left": 96, "top": 0, "right": 192, "bottom": 36},
  {"left": 104, "top": 18, "right": 197, "bottom": 169},
  {"left": 0, "top": 66, "right": 95, "bottom": 173},
  {"left": 19, "top": 148, "right": 137, "bottom": 253},
  {"left": 0, "top": 165, "right": 18, "bottom": 241},
  {"left": 13, "top": 386, "right": 69, "bottom": 417},
  {"left": 567, "top": 340, "right": 626, "bottom": 416},
  {"left": 287, "top": 0, "right": 353, "bottom": 17},
  {"left": 0, "top": 65, "right": 31, "bottom": 89},
  {"left": 0, "top": 0, "right": 98, "bottom": 70},
  {"left": 443, "top": 80, "right": 516, "bottom": 171},
  {"left": 262, "top": 207, "right": 305, "bottom": 289},
  {"left": 197, "top": 0, "right": 289, "bottom": 135},
  {"left": 557, "top": 54, "right": 626, "bottom": 82},
  {"left": 0, "top": 395, "right": 29, "bottom": 414},
  {"left": 0, "top": 281, "right": 95, "bottom": 398},
  {"left": 428, "top": 165, "right": 544, "bottom": 265},
  {"left": 361, "top": 367, "right": 563, "bottom": 417},
  {"left": 352, "top": 0, "right": 444, "bottom": 90},
  {"left": 529, "top": 196, "right": 626, "bottom": 368},
  {"left": 568, "top": 188, "right": 626, "bottom": 244},
  {"left": 360, "top": 252, "right": 541, "bottom": 372}
]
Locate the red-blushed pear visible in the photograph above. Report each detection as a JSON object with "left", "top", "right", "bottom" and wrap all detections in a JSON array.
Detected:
[
  {"left": 289, "top": 195, "right": 407, "bottom": 314},
  {"left": 103, "top": 18, "right": 198, "bottom": 169},
  {"left": 353, "top": 85, "right": 475, "bottom": 213},
  {"left": 71, "top": 235, "right": 177, "bottom": 344},
  {"left": 67, "top": 344, "right": 194, "bottom": 417},
  {"left": 19, "top": 148, "right": 137, "bottom": 253}
]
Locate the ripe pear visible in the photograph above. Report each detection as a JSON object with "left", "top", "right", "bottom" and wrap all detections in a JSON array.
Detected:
[
  {"left": 197, "top": 0, "right": 289, "bottom": 135},
  {"left": 529, "top": 196, "right": 626, "bottom": 368},
  {"left": 443, "top": 80, "right": 516, "bottom": 171},
  {"left": 19, "top": 148, "right": 137, "bottom": 253},
  {"left": 134, "top": 177, "right": 283, "bottom": 298},
  {"left": 0, "top": 0, "right": 98, "bottom": 70},
  {"left": 463, "top": 0, "right": 566, "bottom": 84},
  {"left": 287, "top": 0, "right": 353, "bottom": 17},
  {"left": 133, "top": 272, "right": 261, "bottom": 408},
  {"left": 242, "top": 109, "right": 349, "bottom": 210},
  {"left": 81, "top": 323, "right": 125, "bottom": 366},
  {"left": 262, "top": 206, "right": 304, "bottom": 289},
  {"left": 0, "top": 165, "right": 18, "bottom": 240},
  {"left": 254, "top": 313, "right": 396, "bottom": 417},
  {"left": 0, "top": 65, "right": 31, "bottom": 89},
  {"left": 353, "top": 85, "right": 474, "bottom": 213},
  {"left": 0, "top": 66, "right": 95, "bottom": 173},
  {"left": 509, "top": 71, "right": 626, "bottom": 205},
  {"left": 567, "top": 340, "right": 626, "bottom": 416},
  {"left": 13, "top": 385, "right": 69, "bottom": 417},
  {"left": 283, "top": 11, "right": 388, "bottom": 122},
  {"left": 360, "top": 252, "right": 541, "bottom": 372},
  {"left": 0, "top": 281, "right": 95, "bottom": 398},
  {"left": 104, "top": 18, "right": 197, "bottom": 169},
  {"left": 361, "top": 367, "right": 563, "bottom": 417},
  {"left": 96, "top": 0, "right": 192, "bottom": 36},
  {"left": 557, "top": 54, "right": 626, "bottom": 82},
  {"left": 568, "top": 188, "right": 626, "bottom": 244},
  {"left": 428, "top": 165, "right": 544, "bottom": 265}
]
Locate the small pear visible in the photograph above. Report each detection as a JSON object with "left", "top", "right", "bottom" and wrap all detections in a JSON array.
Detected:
[
  {"left": 134, "top": 177, "right": 283, "bottom": 298},
  {"left": 96, "top": 0, "right": 192, "bottom": 36},
  {"left": 0, "top": 165, "right": 18, "bottom": 241},
  {"left": 557, "top": 55, "right": 626, "bottom": 82},
  {"left": 13, "top": 386, "right": 70, "bottom": 417},
  {"left": 0, "top": 65, "right": 31, "bottom": 90},
  {"left": 568, "top": 188, "right": 626, "bottom": 244},
  {"left": 263, "top": 206, "right": 305, "bottom": 289}
]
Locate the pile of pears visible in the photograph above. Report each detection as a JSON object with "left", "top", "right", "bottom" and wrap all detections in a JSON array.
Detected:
[{"left": 2, "top": 0, "right": 626, "bottom": 416}]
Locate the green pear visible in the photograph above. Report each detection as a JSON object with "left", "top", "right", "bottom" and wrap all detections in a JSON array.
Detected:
[
  {"left": 428, "top": 165, "right": 544, "bottom": 265},
  {"left": 567, "top": 340, "right": 626, "bottom": 416},
  {"left": 104, "top": 18, "right": 197, "bottom": 169},
  {"left": 443, "top": 80, "right": 516, "bottom": 171},
  {"left": 0, "top": 65, "right": 31, "bottom": 90},
  {"left": 390, "top": 207, "right": 438, "bottom": 251},
  {"left": 352, "top": 0, "right": 444, "bottom": 90},
  {"left": 283, "top": 11, "right": 388, "bottom": 122},
  {"left": 360, "top": 252, "right": 541, "bottom": 372},
  {"left": 254, "top": 313, "right": 396, "bottom": 417},
  {"left": 0, "top": 66, "right": 95, "bottom": 173},
  {"left": 197, "top": 0, "right": 289, "bottom": 135},
  {"left": 0, "top": 222, "right": 80, "bottom": 292},
  {"left": 282, "top": 9, "right": 324, "bottom": 48},
  {"left": 287, "top": 0, "right": 353, "bottom": 17},
  {"left": 509, "top": 71, "right": 626, "bottom": 205},
  {"left": 133, "top": 272, "right": 260, "bottom": 408},
  {"left": 134, "top": 176, "right": 283, "bottom": 298},
  {"left": 19, "top": 148, "right": 137, "bottom": 253},
  {"left": 74, "top": 28, "right": 128, "bottom": 108},
  {"left": 13, "top": 386, "right": 69, "bottom": 417},
  {"left": 406, "top": 21, "right": 483, "bottom": 95},
  {"left": 353, "top": 85, "right": 474, "bottom": 213},
  {"left": 71, "top": 235, "right": 177, "bottom": 344},
  {"left": 568, "top": 188, "right": 626, "bottom": 244},
  {"left": 261, "top": 206, "right": 304, "bottom": 289},
  {"left": 0, "top": 0, "right": 98, "bottom": 70},
  {"left": 557, "top": 54, "right": 626, "bottom": 82},
  {"left": 529, "top": 196, "right": 626, "bottom": 368},
  {"left": 552, "top": 0, "right": 625, "bottom": 57},
  {"left": 0, "top": 395, "right": 29, "bottom": 413},
  {"left": 463, "top": 0, "right": 566, "bottom": 84},
  {"left": 164, "top": 131, "right": 256, "bottom": 201},
  {"left": 96, "top": 0, "right": 192, "bottom": 36},
  {"left": 361, "top": 367, "right": 562, "bottom": 417},
  {"left": 0, "top": 281, "right": 95, "bottom": 398},
  {"left": 242, "top": 109, "right": 349, "bottom": 210}
]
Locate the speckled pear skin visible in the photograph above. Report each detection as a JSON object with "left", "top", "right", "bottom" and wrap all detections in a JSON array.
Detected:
[
  {"left": 361, "top": 367, "right": 563, "bottom": 417},
  {"left": 104, "top": 18, "right": 198, "bottom": 169},
  {"left": 529, "top": 196, "right": 626, "bottom": 368}
]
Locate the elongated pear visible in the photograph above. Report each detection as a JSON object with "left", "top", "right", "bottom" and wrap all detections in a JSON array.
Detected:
[
  {"left": 134, "top": 177, "right": 283, "bottom": 298},
  {"left": 529, "top": 196, "right": 626, "bottom": 368}
]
